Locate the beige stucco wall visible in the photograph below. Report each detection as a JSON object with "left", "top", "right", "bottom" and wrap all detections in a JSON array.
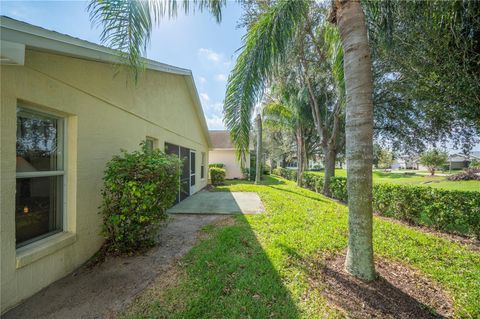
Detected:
[
  {"left": 0, "top": 49, "right": 209, "bottom": 313},
  {"left": 209, "top": 149, "right": 249, "bottom": 179}
]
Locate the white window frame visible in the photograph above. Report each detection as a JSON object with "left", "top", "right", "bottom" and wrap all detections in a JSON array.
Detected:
[
  {"left": 15, "top": 105, "right": 68, "bottom": 248},
  {"left": 145, "top": 136, "right": 157, "bottom": 151}
]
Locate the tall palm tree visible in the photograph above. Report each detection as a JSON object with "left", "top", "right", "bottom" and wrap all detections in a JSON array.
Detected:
[
  {"left": 224, "top": 0, "right": 376, "bottom": 280},
  {"left": 262, "top": 80, "right": 312, "bottom": 187},
  {"left": 329, "top": 0, "right": 375, "bottom": 281}
]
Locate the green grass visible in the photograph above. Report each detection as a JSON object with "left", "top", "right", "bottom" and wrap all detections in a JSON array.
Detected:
[
  {"left": 124, "top": 176, "right": 480, "bottom": 318},
  {"left": 309, "top": 169, "right": 480, "bottom": 192}
]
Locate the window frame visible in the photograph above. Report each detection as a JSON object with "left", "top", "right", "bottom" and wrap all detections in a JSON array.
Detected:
[
  {"left": 201, "top": 152, "right": 206, "bottom": 180},
  {"left": 15, "top": 105, "right": 68, "bottom": 248}
]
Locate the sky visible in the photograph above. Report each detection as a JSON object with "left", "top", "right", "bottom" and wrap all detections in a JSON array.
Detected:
[{"left": 0, "top": 0, "right": 246, "bottom": 130}]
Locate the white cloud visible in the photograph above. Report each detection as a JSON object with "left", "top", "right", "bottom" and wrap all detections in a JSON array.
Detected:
[
  {"left": 198, "top": 48, "right": 222, "bottom": 63},
  {"left": 199, "top": 93, "right": 210, "bottom": 103},
  {"left": 214, "top": 74, "right": 227, "bottom": 82},
  {"left": 206, "top": 115, "right": 225, "bottom": 130},
  {"left": 198, "top": 76, "right": 207, "bottom": 84}
]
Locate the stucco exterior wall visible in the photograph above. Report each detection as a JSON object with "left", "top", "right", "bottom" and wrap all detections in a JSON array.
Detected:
[
  {"left": 209, "top": 149, "right": 249, "bottom": 179},
  {"left": 0, "top": 50, "right": 209, "bottom": 313}
]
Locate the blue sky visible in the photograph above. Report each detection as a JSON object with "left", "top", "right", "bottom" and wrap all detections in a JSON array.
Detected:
[{"left": 1, "top": 0, "right": 246, "bottom": 130}]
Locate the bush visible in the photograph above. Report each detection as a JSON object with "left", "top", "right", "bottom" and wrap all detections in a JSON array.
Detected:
[
  {"left": 447, "top": 168, "right": 480, "bottom": 181},
  {"left": 263, "top": 165, "right": 271, "bottom": 175},
  {"left": 242, "top": 167, "right": 255, "bottom": 181},
  {"left": 373, "top": 184, "right": 480, "bottom": 238},
  {"left": 470, "top": 159, "right": 480, "bottom": 169},
  {"left": 272, "top": 170, "right": 480, "bottom": 238},
  {"left": 209, "top": 163, "right": 225, "bottom": 169},
  {"left": 100, "top": 144, "right": 181, "bottom": 254},
  {"left": 210, "top": 167, "right": 226, "bottom": 185}
]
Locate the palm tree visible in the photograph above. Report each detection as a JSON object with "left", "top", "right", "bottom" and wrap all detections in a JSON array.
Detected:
[
  {"left": 329, "top": 0, "right": 375, "bottom": 281},
  {"left": 224, "top": 0, "right": 376, "bottom": 281},
  {"left": 262, "top": 80, "right": 312, "bottom": 187}
]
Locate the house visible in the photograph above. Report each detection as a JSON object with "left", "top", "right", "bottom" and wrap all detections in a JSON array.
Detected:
[
  {"left": 447, "top": 151, "right": 480, "bottom": 169},
  {"left": 391, "top": 156, "right": 421, "bottom": 170},
  {"left": 0, "top": 17, "right": 211, "bottom": 314},
  {"left": 209, "top": 130, "right": 252, "bottom": 179}
]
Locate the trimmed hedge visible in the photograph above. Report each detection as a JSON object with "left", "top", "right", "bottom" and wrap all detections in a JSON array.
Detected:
[
  {"left": 210, "top": 167, "right": 226, "bottom": 185},
  {"left": 209, "top": 163, "right": 225, "bottom": 169},
  {"left": 272, "top": 168, "right": 480, "bottom": 238},
  {"left": 101, "top": 144, "right": 181, "bottom": 254}
]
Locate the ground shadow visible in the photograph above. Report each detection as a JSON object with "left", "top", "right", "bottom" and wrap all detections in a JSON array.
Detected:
[
  {"left": 320, "top": 256, "right": 452, "bottom": 319},
  {"left": 275, "top": 244, "right": 452, "bottom": 319},
  {"left": 124, "top": 214, "right": 300, "bottom": 318}
]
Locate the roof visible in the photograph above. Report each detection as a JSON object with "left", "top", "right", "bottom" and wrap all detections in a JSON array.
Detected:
[
  {"left": 210, "top": 130, "right": 235, "bottom": 149},
  {"left": 209, "top": 130, "right": 253, "bottom": 150},
  {"left": 0, "top": 16, "right": 212, "bottom": 147},
  {"left": 448, "top": 152, "right": 480, "bottom": 162}
]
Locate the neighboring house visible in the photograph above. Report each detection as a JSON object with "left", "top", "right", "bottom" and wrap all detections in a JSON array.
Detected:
[
  {"left": 447, "top": 152, "right": 480, "bottom": 169},
  {"left": 391, "top": 156, "right": 420, "bottom": 170},
  {"left": 209, "top": 130, "right": 252, "bottom": 179},
  {"left": 1, "top": 17, "right": 211, "bottom": 314}
]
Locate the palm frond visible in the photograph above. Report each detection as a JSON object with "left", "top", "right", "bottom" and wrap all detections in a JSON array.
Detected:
[
  {"left": 223, "top": 0, "right": 308, "bottom": 160},
  {"left": 88, "top": 0, "right": 226, "bottom": 80}
]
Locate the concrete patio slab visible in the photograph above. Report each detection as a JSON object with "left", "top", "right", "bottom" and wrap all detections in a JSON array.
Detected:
[{"left": 167, "top": 191, "right": 264, "bottom": 215}]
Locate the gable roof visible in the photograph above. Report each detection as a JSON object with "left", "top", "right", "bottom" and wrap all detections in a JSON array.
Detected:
[
  {"left": 209, "top": 130, "right": 253, "bottom": 150},
  {"left": 0, "top": 16, "right": 212, "bottom": 147}
]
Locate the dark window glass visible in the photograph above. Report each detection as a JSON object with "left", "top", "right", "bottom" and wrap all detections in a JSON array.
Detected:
[
  {"left": 15, "top": 176, "right": 63, "bottom": 246},
  {"left": 16, "top": 109, "right": 62, "bottom": 172}
]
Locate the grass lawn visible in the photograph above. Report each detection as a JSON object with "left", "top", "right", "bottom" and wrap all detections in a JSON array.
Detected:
[
  {"left": 309, "top": 169, "right": 480, "bottom": 192},
  {"left": 124, "top": 176, "right": 479, "bottom": 318}
]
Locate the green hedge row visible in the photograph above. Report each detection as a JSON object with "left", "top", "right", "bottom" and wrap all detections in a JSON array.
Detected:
[{"left": 272, "top": 168, "right": 480, "bottom": 238}]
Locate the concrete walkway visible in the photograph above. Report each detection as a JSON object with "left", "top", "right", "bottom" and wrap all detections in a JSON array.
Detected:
[{"left": 167, "top": 191, "right": 265, "bottom": 215}]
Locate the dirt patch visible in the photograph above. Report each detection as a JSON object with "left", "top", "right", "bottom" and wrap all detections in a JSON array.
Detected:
[
  {"left": 3, "top": 215, "right": 228, "bottom": 319},
  {"left": 319, "top": 254, "right": 453, "bottom": 318}
]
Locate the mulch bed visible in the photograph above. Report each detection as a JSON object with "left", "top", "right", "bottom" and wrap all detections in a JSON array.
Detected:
[{"left": 318, "top": 254, "right": 454, "bottom": 318}]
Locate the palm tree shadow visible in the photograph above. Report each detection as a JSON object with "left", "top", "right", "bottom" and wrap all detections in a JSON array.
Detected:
[
  {"left": 276, "top": 244, "right": 450, "bottom": 319},
  {"left": 145, "top": 214, "right": 300, "bottom": 318}
]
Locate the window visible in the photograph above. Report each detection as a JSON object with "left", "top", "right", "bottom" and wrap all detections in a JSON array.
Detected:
[
  {"left": 201, "top": 152, "right": 206, "bottom": 179},
  {"left": 145, "top": 137, "right": 156, "bottom": 151},
  {"left": 16, "top": 106, "right": 65, "bottom": 247}
]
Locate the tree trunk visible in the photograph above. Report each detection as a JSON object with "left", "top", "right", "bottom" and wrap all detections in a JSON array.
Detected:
[
  {"left": 255, "top": 113, "right": 262, "bottom": 184},
  {"left": 296, "top": 126, "right": 305, "bottom": 187},
  {"left": 322, "top": 146, "right": 337, "bottom": 196},
  {"left": 333, "top": 0, "right": 376, "bottom": 281}
]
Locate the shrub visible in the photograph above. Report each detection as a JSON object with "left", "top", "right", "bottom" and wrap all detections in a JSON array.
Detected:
[
  {"left": 100, "top": 144, "right": 181, "bottom": 254},
  {"left": 447, "top": 168, "right": 480, "bottom": 181},
  {"left": 242, "top": 167, "right": 256, "bottom": 181},
  {"left": 210, "top": 167, "right": 226, "bottom": 185},
  {"left": 209, "top": 163, "right": 225, "bottom": 169},
  {"left": 373, "top": 184, "right": 480, "bottom": 238},
  {"left": 470, "top": 159, "right": 480, "bottom": 169}
]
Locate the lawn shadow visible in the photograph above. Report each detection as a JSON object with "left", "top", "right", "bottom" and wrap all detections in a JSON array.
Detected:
[
  {"left": 275, "top": 244, "right": 451, "bottom": 319},
  {"left": 125, "top": 214, "right": 300, "bottom": 318}
]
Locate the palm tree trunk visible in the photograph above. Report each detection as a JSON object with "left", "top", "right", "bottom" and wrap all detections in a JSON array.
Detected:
[
  {"left": 296, "top": 126, "right": 305, "bottom": 187},
  {"left": 333, "top": 0, "right": 376, "bottom": 281},
  {"left": 255, "top": 113, "right": 262, "bottom": 184}
]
